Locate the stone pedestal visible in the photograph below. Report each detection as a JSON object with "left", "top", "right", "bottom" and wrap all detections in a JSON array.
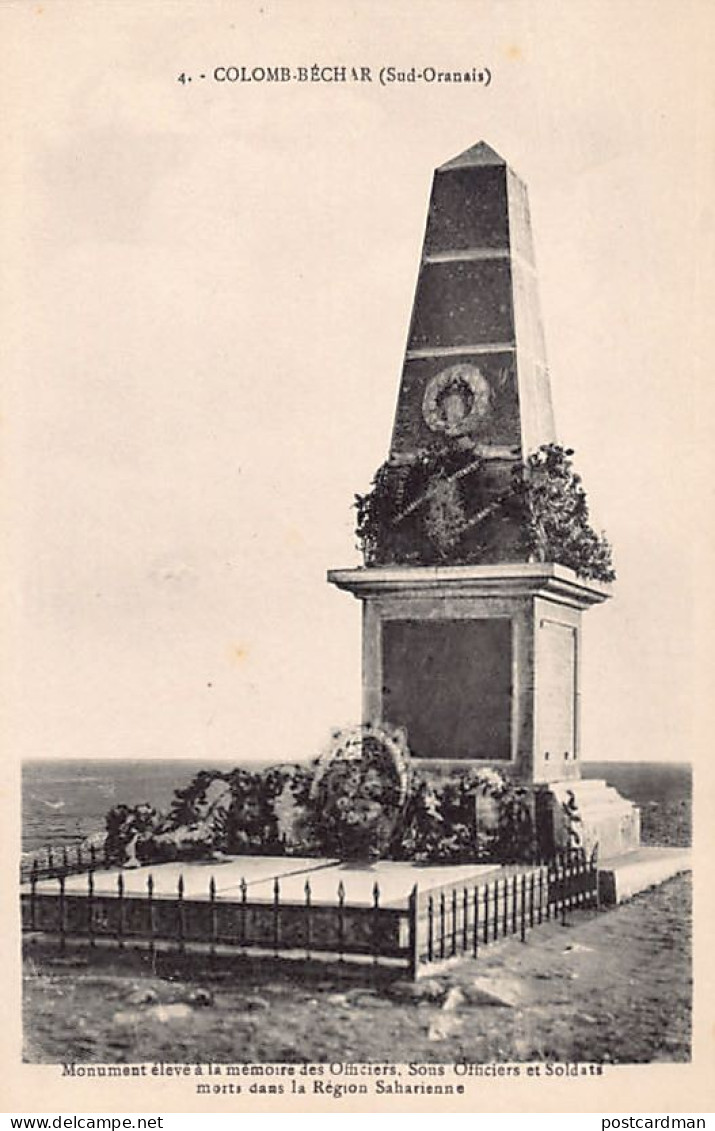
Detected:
[
  {"left": 328, "top": 562, "right": 641, "bottom": 857},
  {"left": 329, "top": 563, "right": 606, "bottom": 782}
]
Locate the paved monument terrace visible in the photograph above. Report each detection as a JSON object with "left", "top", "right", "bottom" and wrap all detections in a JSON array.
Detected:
[{"left": 29, "top": 856, "right": 500, "bottom": 904}]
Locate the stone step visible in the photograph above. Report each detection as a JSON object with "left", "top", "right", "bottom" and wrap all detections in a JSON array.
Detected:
[{"left": 597, "top": 846, "right": 691, "bottom": 904}]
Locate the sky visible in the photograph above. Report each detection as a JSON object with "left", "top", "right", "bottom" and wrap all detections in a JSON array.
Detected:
[{"left": 3, "top": 0, "right": 712, "bottom": 765}]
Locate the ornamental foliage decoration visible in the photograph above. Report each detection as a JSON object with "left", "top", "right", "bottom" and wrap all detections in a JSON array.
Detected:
[
  {"left": 103, "top": 726, "right": 542, "bottom": 868},
  {"left": 354, "top": 442, "right": 615, "bottom": 582}
]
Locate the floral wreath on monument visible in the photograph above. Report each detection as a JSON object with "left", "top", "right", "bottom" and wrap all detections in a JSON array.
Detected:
[
  {"left": 421, "top": 364, "right": 491, "bottom": 437},
  {"left": 309, "top": 722, "right": 412, "bottom": 859},
  {"left": 354, "top": 441, "right": 615, "bottom": 581}
]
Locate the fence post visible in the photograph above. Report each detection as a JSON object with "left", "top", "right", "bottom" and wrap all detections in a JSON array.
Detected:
[
  {"left": 304, "top": 879, "right": 312, "bottom": 960},
  {"left": 462, "top": 887, "right": 469, "bottom": 953},
  {"left": 87, "top": 868, "right": 95, "bottom": 948},
  {"left": 439, "top": 892, "right": 446, "bottom": 959},
  {"left": 240, "top": 877, "right": 248, "bottom": 950},
  {"left": 273, "top": 877, "right": 281, "bottom": 958},
  {"left": 502, "top": 876, "right": 509, "bottom": 936},
  {"left": 407, "top": 884, "right": 419, "bottom": 981},
  {"left": 372, "top": 882, "right": 381, "bottom": 967},
  {"left": 147, "top": 874, "right": 155, "bottom": 961},
  {"left": 427, "top": 895, "right": 434, "bottom": 962},
  {"left": 472, "top": 886, "right": 479, "bottom": 958},
  {"left": 30, "top": 858, "right": 38, "bottom": 932},
  {"left": 58, "top": 870, "right": 66, "bottom": 953},
  {"left": 483, "top": 884, "right": 490, "bottom": 946},
  {"left": 209, "top": 876, "right": 217, "bottom": 961},
  {"left": 177, "top": 874, "right": 185, "bottom": 954},
  {"left": 520, "top": 873, "right": 527, "bottom": 942},
  {"left": 591, "top": 845, "right": 600, "bottom": 910},
  {"left": 451, "top": 888, "right": 458, "bottom": 957},
  {"left": 511, "top": 874, "right": 518, "bottom": 935},
  {"left": 560, "top": 855, "right": 567, "bottom": 926},
  {"left": 117, "top": 872, "right": 125, "bottom": 950},
  {"left": 336, "top": 880, "right": 345, "bottom": 963},
  {"left": 529, "top": 871, "right": 535, "bottom": 930}
]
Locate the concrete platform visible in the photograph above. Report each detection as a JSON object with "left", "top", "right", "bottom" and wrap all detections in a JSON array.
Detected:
[
  {"left": 25, "top": 855, "right": 500, "bottom": 907},
  {"left": 245, "top": 860, "right": 500, "bottom": 907},
  {"left": 598, "top": 846, "right": 691, "bottom": 905}
]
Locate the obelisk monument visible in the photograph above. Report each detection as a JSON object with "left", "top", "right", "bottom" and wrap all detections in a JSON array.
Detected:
[
  {"left": 391, "top": 141, "right": 554, "bottom": 462},
  {"left": 329, "top": 142, "right": 640, "bottom": 859}
]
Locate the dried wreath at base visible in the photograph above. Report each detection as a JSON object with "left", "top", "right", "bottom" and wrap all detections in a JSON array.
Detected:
[
  {"left": 395, "top": 766, "right": 536, "bottom": 865},
  {"left": 104, "top": 764, "right": 317, "bottom": 866},
  {"left": 103, "top": 728, "right": 551, "bottom": 868},
  {"left": 310, "top": 723, "right": 412, "bottom": 860}
]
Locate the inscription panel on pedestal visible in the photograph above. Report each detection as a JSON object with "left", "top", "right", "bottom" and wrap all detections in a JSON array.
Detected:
[
  {"left": 381, "top": 618, "right": 512, "bottom": 761},
  {"left": 538, "top": 619, "right": 577, "bottom": 766}
]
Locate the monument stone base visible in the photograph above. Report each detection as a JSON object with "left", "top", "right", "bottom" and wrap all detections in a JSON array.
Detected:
[
  {"left": 328, "top": 563, "right": 642, "bottom": 864},
  {"left": 534, "top": 779, "right": 641, "bottom": 861}
]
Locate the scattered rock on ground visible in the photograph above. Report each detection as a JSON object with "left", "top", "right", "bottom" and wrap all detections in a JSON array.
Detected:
[
  {"left": 148, "top": 1003, "right": 193, "bottom": 1022},
  {"left": 186, "top": 988, "right": 213, "bottom": 1007},
  {"left": 427, "top": 1014, "right": 463, "bottom": 1042},
  {"left": 327, "top": 993, "right": 349, "bottom": 1006},
  {"left": 462, "top": 975, "right": 523, "bottom": 1008},
  {"left": 350, "top": 994, "right": 393, "bottom": 1009},
  {"left": 386, "top": 979, "right": 444, "bottom": 1003},
  {"left": 126, "top": 987, "right": 158, "bottom": 1006},
  {"left": 112, "top": 1010, "right": 142, "bottom": 1026},
  {"left": 237, "top": 995, "right": 269, "bottom": 1013},
  {"left": 441, "top": 987, "right": 466, "bottom": 1012}
]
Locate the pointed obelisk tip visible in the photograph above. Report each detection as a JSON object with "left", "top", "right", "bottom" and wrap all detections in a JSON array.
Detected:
[{"left": 437, "top": 140, "right": 507, "bottom": 172}]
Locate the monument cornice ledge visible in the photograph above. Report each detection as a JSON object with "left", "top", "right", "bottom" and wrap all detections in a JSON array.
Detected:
[{"left": 327, "top": 562, "right": 612, "bottom": 608}]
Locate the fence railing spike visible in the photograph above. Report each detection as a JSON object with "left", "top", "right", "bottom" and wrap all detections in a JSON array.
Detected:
[
  {"left": 407, "top": 883, "right": 419, "bottom": 981},
  {"left": 273, "top": 876, "right": 281, "bottom": 955}
]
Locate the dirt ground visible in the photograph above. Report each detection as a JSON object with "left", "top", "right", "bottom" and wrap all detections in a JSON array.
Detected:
[{"left": 23, "top": 872, "right": 691, "bottom": 1066}]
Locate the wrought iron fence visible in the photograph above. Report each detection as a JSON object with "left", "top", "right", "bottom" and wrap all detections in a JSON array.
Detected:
[
  {"left": 416, "top": 847, "right": 599, "bottom": 969},
  {"left": 21, "top": 847, "right": 599, "bottom": 980},
  {"left": 20, "top": 841, "right": 109, "bottom": 884}
]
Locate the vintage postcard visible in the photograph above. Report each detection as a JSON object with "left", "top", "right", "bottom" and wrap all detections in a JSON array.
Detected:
[{"left": 2, "top": 0, "right": 713, "bottom": 1116}]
